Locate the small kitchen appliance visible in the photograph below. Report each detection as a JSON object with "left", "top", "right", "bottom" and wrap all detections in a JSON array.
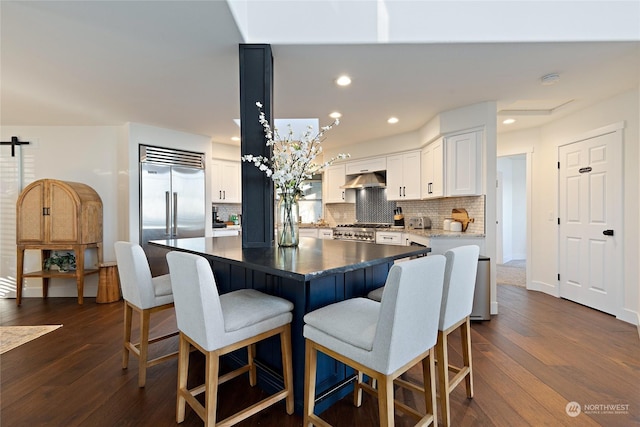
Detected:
[
  {"left": 393, "top": 207, "right": 405, "bottom": 227},
  {"left": 407, "top": 216, "right": 431, "bottom": 230}
]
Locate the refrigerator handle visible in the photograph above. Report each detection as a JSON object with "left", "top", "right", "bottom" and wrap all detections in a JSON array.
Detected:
[
  {"left": 165, "top": 191, "right": 171, "bottom": 235},
  {"left": 173, "top": 192, "right": 178, "bottom": 236}
]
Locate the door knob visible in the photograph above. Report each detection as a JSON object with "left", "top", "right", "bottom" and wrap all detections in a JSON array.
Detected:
[{"left": 603, "top": 229, "right": 614, "bottom": 236}]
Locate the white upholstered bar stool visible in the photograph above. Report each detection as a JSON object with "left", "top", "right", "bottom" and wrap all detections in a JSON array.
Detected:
[
  {"left": 166, "top": 251, "right": 294, "bottom": 427},
  {"left": 114, "top": 241, "right": 178, "bottom": 388},
  {"left": 303, "top": 255, "right": 446, "bottom": 427},
  {"left": 436, "top": 245, "right": 480, "bottom": 427}
]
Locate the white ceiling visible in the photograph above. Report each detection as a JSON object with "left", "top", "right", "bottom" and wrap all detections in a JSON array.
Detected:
[{"left": 2, "top": 1, "right": 639, "bottom": 150}]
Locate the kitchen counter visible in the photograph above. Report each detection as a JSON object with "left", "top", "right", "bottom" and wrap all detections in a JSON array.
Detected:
[
  {"left": 149, "top": 236, "right": 430, "bottom": 414},
  {"left": 406, "top": 228, "right": 485, "bottom": 238},
  {"left": 298, "top": 223, "right": 331, "bottom": 228},
  {"left": 374, "top": 227, "right": 485, "bottom": 238}
]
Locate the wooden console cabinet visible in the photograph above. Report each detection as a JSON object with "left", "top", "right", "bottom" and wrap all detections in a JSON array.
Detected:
[{"left": 16, "top": 179, "right": 103, "bottom": 305}]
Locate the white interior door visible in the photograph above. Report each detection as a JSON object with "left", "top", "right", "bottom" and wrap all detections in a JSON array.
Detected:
[{"left": 558, "top": 130, "right": 622, "bottom": 315}]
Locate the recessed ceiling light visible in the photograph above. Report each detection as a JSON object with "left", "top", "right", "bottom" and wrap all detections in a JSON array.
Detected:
[
  {"left": 231, "top": 136, "right": 240, "bottom": 141},
  {"left": 336, "top": 75, "right": 351, "bottom": 86},
  {"left": 502, "top": 118, "right": 516, "bottom": 125},
  {"left": 387, "top": 117, "right": 399, "bottom": 124},
  {"left": 329, "top": 112, "right": 342, "bottom": 119},
  {"left": 541, "top": 73, "right": 560, "bottom": 86}
]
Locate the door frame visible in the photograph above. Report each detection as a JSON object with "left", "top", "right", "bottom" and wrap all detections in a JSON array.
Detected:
[
  {"left": 496, "top": 146, "right": 533, "bottom": 290},
  {"left": 557, "top": 121, "right": 624, "bottom": 318}
]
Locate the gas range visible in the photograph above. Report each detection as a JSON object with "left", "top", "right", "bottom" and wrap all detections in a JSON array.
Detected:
[{"left": 333, "top": 223, "right": 393, "bottom": 242}]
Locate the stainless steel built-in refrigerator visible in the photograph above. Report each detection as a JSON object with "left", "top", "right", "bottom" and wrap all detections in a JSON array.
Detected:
[{"left": 139, "top": 145, "right": 206, "bottom": 252}]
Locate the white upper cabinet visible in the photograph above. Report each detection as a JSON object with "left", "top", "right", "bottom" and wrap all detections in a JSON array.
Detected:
[
  {"left": 386, "top": 150, "right": 421, "bottom": 201},
  {"left": 211, "top": 159, "right": 241, "bottom": 203},
  {"left": 445, "top": 131, "right": 482, "bottom": 196},
  {"left": 325, "top": 164, "right": 355, "bottom": 203},
  {"left": 421, "top": 138, "right": 444, "bottom": 199},
  {"left": 345, "top": 157, "right": 386, "bottom": 175}
]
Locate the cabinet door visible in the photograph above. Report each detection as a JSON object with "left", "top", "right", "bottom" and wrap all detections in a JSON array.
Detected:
[
  {"left": 402, "top": 151, "right": 421, "bottom": 199},
  {"left": 220, "top": 161, "right": 241, "bottom": 203},
  {"left": 48, "top": 181, "right": 79, "bottom": 243},
  {"left": 375, "top": 232, "right": 404, "bottom": 245},
  {"left": 386, "top": 154, "right": 404, "bottom": 201},
  {"left": 431, "top": 140, "right": 444, "bottom": 197},
  {"left": 421, "top": 139, "right": 443, "bottom": 199},
  {"left": 212, "top": 159, "right": 241, "bottom": 203},
  {"left": 446, "top": 131, "right": 481, "bottom": 196},
  {"left": 17, "top": 181, "right": 46, "bottom": 243},
  {"left": 211, "top": 159, "right": 223, "bottom": 202},
  {"left": 318, "top": 228, "right": 334, "bottom": 239},
  {"left": 325, "top": 164, "right": 354, "bottom": 203},
  {"left": 345, "top": 157, "right": 386, "bottom": 175},
  {"left": 387, "top": 152, "right": 420, "bottom": 201}
]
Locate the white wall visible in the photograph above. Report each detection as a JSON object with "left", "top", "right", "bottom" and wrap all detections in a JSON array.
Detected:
[
  {"left": 497, "top": 157, "right": 514, "bottom": 261},
  {"left": 1, "top": 125, "right": 123, "bottom": 298},
  {"left": 498, "top": 88, "right": 639, "bottom": 324},
  {"left": 324, "top": 129, "right": 421, "bottom": 161},
  {"left": 1, "top": 123, "right": 213, "bottom": 299},
  {"left": 212, "top": 141, "right": 241, "bottom": 161}
]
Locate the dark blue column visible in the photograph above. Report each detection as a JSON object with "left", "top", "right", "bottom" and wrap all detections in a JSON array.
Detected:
[{"left": 239, "top": 44, "right": 274, "bottom": 248}]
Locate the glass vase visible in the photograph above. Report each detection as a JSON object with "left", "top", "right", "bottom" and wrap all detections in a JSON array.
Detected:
[{"left": 277, "top": 192, "right": 299, "bottom": 247}]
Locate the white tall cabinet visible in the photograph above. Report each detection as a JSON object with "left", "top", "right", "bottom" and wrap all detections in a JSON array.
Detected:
[
  {"left": 445, "top": 131, "right": 481, "bottom": 196},
  {"left": 421, "top": 138, "right": 444, "bottom": 199},
  {"left": 211, "top": 159, "right": 241, "bottom": 203},
  {"left": 386, "top": 150, "right": 421, "bottom": 201}
]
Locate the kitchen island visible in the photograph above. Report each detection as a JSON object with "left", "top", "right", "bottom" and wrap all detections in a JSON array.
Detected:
[{"left": 149, "top": 236, "right": 430, "bottom": 414}]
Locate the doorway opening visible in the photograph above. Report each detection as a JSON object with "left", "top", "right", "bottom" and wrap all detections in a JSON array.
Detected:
[{"left": 497, "top": 154, "right": 528, "bottom": 287}]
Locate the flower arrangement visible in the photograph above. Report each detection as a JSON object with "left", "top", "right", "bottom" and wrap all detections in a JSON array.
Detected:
[
  {"left": 242, "top": 102, "right": 349, "bottom": 197},
  {"left": 242, "top": 102, "right": 349, "bottom": 246}
]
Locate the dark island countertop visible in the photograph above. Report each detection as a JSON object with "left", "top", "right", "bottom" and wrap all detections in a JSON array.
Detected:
[{"left": 149, "top": 236, "right": 431, "bottom": 281}]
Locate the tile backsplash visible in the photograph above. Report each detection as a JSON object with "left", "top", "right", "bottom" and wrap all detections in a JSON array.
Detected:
[
  {"left": 324, "top": 192, "right": 485, "bottom": 233},
  {"left": 228, "top": 192, "right": 485, "bottom": 234},
  {"left": 396, "top": 196, "right": 485, "bottom": 234}
]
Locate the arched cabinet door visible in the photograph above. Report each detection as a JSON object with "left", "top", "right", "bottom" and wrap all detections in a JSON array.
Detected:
[{"left": 16, "top": 180, "right": 46, "bottom": 243}]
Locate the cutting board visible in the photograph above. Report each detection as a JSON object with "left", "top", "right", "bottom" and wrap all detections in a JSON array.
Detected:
[{"left": 451, "top": 208, "right": 474, "bottom": 232}]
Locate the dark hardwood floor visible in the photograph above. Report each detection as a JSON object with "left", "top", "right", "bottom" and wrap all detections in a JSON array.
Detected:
[{"left": 2, "top": 285, "right": 639, "bottom": 426}]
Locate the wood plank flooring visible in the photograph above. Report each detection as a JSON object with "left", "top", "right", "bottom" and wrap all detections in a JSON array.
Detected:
[{"left": 2, "top": 285, "right": 639, "bottom": 426}]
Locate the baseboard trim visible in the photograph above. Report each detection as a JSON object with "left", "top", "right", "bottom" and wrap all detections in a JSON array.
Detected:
[
  {"left": 615, "top": 308, "right": 640, "bottom": 328},
  {"left": 491, "top": 301, "right": 498, "bottom": 315},
  {"left": 529, "top": 280, "right": 558, "bottom": 297}
]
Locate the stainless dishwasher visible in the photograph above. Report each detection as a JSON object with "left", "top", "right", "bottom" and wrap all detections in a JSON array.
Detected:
[{"left": 471, "top": 256, "right": 491, "bottom": 321}]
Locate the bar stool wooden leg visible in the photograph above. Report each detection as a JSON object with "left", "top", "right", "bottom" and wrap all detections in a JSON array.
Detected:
[
  {"left": 122, "top": 302, "right": 133, "bottom": 369},
  {"left": 281, "top": 325, "right": 295, "bottom": 414},
  {"left": 436, "top": 330, "right": 451, "bottom": 427},
  {"left": 378, "top": 375, "right": 394, "bottom": 427},
  {"left": 204, "top": 351, "right": 220, "bottom": 426},
  {"left": 461, "top": 318, "right": 474, "bottom": 398},
  {"left": 422, "top": 348, "right": 437, "bottom": 422},
  {"left": 138, "top": 309, "right": 151, "bottom": 387},
  {"left": 304, "top": 341, "right": 318, "bottom": 427},
  {"left": 176, "top": 334, "right": 190, "bottom": 423}
]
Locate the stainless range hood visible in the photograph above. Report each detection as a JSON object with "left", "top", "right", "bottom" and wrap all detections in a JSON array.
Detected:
[{"left": 340, "top": 172, "right": 386, "bottom": 189}]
